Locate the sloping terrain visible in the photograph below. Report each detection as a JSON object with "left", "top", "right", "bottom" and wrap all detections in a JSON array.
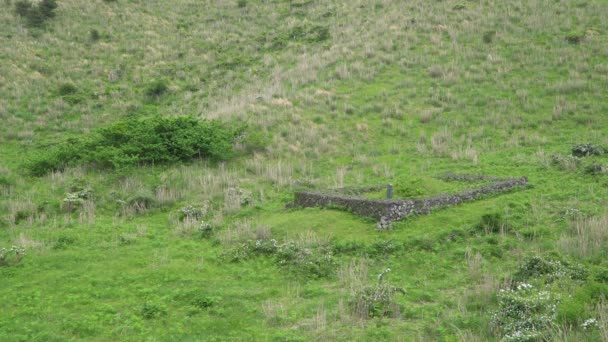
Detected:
[{"left": 2, "top": 0, "right": 608, "bottom": 340}]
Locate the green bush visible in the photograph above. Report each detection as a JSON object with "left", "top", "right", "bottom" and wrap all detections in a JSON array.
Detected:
[
  {"left": 572, "top": 143, "right": 605, "bottom": 157},
  {"left": 221, "top": 238, "right": 336, "bottom": 279},
  {"left": 14, "top": 0, "right": 57, "bottom": 27},
  {"left": 144, "top": 79, "right": 169, "bottom": 99},
  {"left": 515, "top": 256, "right": 588, "bottom": 283},
  {"left": 476, "top": 213, "right": 511, "bottom": 234},
  {"left": 26, "top": 116, "right": 244, "bottom": 176},
  {"left": 565, "top": 31, "right": 584, "bottom": 44},
  {"left": 350, "top": 268, "right": 405, "bottom": 319},
  {"left": 140, "top": 302, "right": 167, "bottom": 319}
]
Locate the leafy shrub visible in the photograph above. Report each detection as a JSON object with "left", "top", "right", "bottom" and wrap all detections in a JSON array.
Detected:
[
  {"left": 237, "top": 0, "right": 247, "bottom": 8},
  {"left": 198, "top": 220, "right": 214, "bottom": 238},
  {"left": 0, "top": 246, "right": 26, "bottom": 266},
  {"left": 222, "top": 238, "right": 336, "bottom": 278},
  {"left": 26, "top": 116, "right": 243, "bottom": 176},
  {"left": 89, "top": 29, "right": 101, "bottom": 42},
  {"left": 62, "top": 188, "right": 92, "bottom": 212},
  {"left": 349, "top": 268, "right": 405, "bottom": 319},
  {"left": 491, "top": 283, "right": 559, "bottom": 341},
  {"left": 565, "top": 31, "right": 584, "bottom": 44},
  {"left": 191, "top": 294, "right": 216, "bottom": 309},
  {"left": 144, "top": 79, "right": 169, "bottom": 99},
  {"left": 483, "top": 30, "right": 496, "bottom": 44},
  {"left": 515, "top": 256, "right": 588, "bottom": 283},
  {"left": 557, "top": 295, "right": 587, "bottom": 325},
  {"left": 53, "top": 236, "right": 76, "bottom": 250},
  {"left": 290, "top": 24, "right": 330, "bottom": 43},
  {"left": 125, "top": 191, "right": 156, "bottom": 214},
  {"left": 585, "top": 164, "right": 608, "bottom": 175},
  {"left": 57, "top": 83, "right": 78, "bottom": 96},
  {"left": 140, "top": 302, "right": 167, "bottom": 319},
  {"left": 476, "top": 213, "right": 511, "bottom": 234},
  {"left": 572, "top": 143, "right": 605, "bottom": 157},
  {"left": 178, "top": 204, "right": 209, "bottom": 221},
  {"left": 551, "top": 154, "right": 581, "bottom": 171},
  {"left": 276, "top": 242, "right": 335, "bottom": 278},
  {"left": 14, "top": 0, "right": 57, "bottom": 27}
]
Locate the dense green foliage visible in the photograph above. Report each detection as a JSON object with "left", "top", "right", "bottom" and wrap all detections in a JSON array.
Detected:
[
  {"left": 27, "top": 117, "right": 242, "bottom": 176},
  {"left": 14, "top": 0, "right": 57, "bottom": 27}
]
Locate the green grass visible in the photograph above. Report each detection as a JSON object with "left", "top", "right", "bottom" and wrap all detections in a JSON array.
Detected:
[{"left": 2, "top": 0, "right": 608, "bottom": 340}]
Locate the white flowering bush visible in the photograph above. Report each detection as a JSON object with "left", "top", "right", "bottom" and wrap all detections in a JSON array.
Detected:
[
  {"left": 178, "top": 203, "right": 209, "bottom": 221},
  {"left": 62, "top": 188, "right": 93, "bottom": 212},
  {"left": 581, "top": 318, "right": 598, "bottom": 330},
  {"left": 515, "top": 256, "right": 588, "bottom": 283},
  {"left": 198, "top": 220, "right": 213, "bottom": 237},
  {"left": 0, "top": 246, "right": 26, "bottom": 266},
  {"left": 221, "top": 238, "right": 335, "bottom": 278},
  {"left": 491, "top": 283, "right": 559, "bottom": 341}
]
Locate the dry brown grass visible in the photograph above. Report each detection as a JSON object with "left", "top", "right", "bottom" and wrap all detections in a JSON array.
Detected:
[{"left": 558, "top": 213, "right": 608, "bottom": 259}]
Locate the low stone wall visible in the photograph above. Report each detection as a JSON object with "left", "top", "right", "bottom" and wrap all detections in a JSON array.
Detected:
[{"left": 293, "top": 177, "right": 528, "bottom": 223}]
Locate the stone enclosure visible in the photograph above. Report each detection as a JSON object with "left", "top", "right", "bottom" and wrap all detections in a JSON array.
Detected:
[{"left": 292, "top": 176, "right": 528, "bottom": 227}]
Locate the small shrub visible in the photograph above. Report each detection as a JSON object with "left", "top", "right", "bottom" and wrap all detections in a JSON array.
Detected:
[
  {"left": 483, "top": 30, "right": 496, "bottom": 44},
  {"left": 144, "top": 79, "right": 169, "bottom": 99},
  {"left": 572, "top": 143, "right": 605, "bottom": 157},
  {"left": 551, "top": 154, "right": 581, "bottom": 171},
  {"left": 349, "top": 268, "right": 405, "bottom": 319},
  {"left": 288, "top": 24, "right": 330, "bottom": 43},
  {"left": 276, "top": 242, "right": 335, "bottom": 279},
  {"left": 89, "top": 29, "right": 101, "bottom": 42},
  {"left": 221, "top": 238, "right": 336, "bottom": 278},
  {"left": 126, "top": 192, "right": 156, "bottom": 214},
  {"left": 585, "top": 164, "right": 608, "bottom": 175},
  {"left": 14, "top": 0, "right": 57, "bottom": 27},
  {"left": 178, "top": 204, "right": 209, "bottom": 221},
  {"left": 192, "top": 294, "right": 216, "bottom": 309},
  {"left": 62, "top": 188, "right": 92, "bottom": 212},
  {"left": 491, "top": 283, "right": 559, "bottom": 341},
  {"left": 0, "top": 246, "right": 26, "bottom": 266},
  {"left": 57, "top": 83, "right": 78, "bottom": 96},
  {"left": 565, "top": 31, "right": 584, "bottom": 44},
  {"left": 515, "top": 256, "right": 588, "bottom": 283},
  {"left": 53, "top": 236, "right": 76, "bottom": 250},
  {"left": 476, "top": 213, "right": 511, "bottom": 234},
  {"left": 557, "top": 296, "right": 587, "bottom": 325},
  {"left": 15, "top": 1, "right": 32, "bottom": 17},
  {"left": 198, "top": 220, "right": 213, "bottom": 238},
  {"left": 140, "top": 302, "right": 167, "bottom": 319},
  {"left": 237, "top": 0, "right": 247, "bottom": 8}
]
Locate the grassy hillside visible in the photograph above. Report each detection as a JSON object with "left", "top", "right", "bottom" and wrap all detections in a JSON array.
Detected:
[{"left": 2, "top": 0, "right": 608, "bottom": 340}]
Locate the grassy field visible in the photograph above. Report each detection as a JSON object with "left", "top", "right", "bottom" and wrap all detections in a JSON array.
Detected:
[{"left": 2, "top": 0, "right": 608, "bottom": 340}]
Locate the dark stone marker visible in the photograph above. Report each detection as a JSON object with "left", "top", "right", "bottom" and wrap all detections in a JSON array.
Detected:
[{"left": 387, "top": 184, "right": 393, "bottom": 199}]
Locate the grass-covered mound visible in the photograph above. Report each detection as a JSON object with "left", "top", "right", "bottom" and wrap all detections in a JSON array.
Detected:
[{"left": 27, "top": 116, "right": 242, "bottom": 176}]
